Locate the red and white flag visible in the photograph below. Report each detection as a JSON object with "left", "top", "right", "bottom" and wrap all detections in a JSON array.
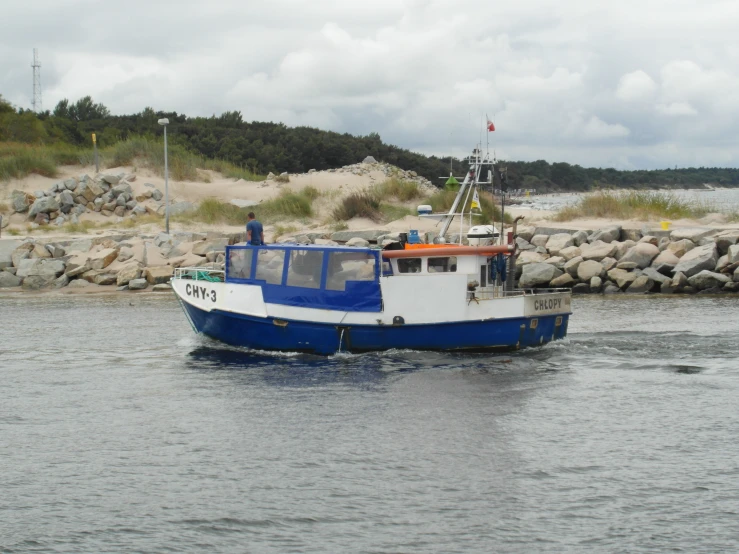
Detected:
[{"left": 486, "top": 115, "right": 495, "bottom": 132}]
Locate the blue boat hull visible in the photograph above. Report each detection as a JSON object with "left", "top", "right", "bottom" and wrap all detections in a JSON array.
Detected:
[{"left": 181, "top": 301, "right": 569, "bottom": 355}]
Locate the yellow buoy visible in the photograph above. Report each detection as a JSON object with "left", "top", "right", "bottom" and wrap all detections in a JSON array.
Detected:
[{"left": 660, "top": 221, "right": 671, "bottom": 230}]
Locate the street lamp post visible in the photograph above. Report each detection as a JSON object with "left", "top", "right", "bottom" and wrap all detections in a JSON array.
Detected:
[{"left": 158, "top": 118, "right": 170, "bottom": 234}]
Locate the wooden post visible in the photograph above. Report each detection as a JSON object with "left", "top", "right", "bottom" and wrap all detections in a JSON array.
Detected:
[{"left": 92, "top": 133, "right": 99, "bottom": 173}]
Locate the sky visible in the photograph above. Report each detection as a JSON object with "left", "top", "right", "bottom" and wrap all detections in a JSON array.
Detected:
[{"left": 1, "top": 0, "right": 738, "bottom": 170}]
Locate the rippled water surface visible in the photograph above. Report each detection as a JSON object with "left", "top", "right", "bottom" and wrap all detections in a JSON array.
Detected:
[{"left": 2, "top": 293, "right": 739, "bottom": 553}]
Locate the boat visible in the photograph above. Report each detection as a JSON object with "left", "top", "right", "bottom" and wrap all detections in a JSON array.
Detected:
[{"left": 171, "top": 146, "right": 572, "bottom": 355}]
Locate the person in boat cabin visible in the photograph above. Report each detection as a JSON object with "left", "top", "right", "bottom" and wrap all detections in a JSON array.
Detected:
[{"left": 246, "top": 212, "right": 264, "bottom": 246}]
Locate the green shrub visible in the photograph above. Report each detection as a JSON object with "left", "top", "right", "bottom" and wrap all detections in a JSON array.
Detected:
[
  {"left": 373, "top": 177, "right": 424, "bottom": 201},
  {"left": 332, "top": 191, "right": 382, "bottom": 221},
  {"left": 552, "top": 191, "right": 712, "bottom": 221}
]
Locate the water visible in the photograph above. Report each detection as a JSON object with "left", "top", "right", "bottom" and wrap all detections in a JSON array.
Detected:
[
  {"left": 515, "top": 188, "right": 739, "bottom": 214},
  {"left": 2, "top": 294, "right": 739, "bottom": 553}
]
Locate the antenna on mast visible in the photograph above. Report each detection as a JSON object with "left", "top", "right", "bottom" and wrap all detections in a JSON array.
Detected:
[{"left": 32, "top": 48, "right": 42, "bottom": 113}]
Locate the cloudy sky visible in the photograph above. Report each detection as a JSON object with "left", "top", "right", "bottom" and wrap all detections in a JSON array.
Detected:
[{"left": 2, "top": 0, "right": 738, "bottom": 169}]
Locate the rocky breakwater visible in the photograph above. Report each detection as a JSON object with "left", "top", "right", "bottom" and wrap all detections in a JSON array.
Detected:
[
  {"left": 0, "top": 232, "right": 241, "bottom": 292},
  {"left": 7, "top": 172, "right": 190, "bottom": 227},
  {"left": 515, "top": 225, "right": 739, "bottom": 294}
]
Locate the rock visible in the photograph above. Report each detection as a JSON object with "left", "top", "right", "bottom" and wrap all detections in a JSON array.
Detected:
[
  {"left": 621, "top": 229, "right": 643, "bottom": 242},
  {"left": 59, "top": 191, "right": 75, "bottom": 213},
  {"left": 589, "top": 225, "right": 621, "bottom": 244},
  {"left": 612, "top": 241, "right": 632, "bottom": 260},
  {"left": 111, "top": 183, "right": 133, "bottom": 196},
  {"left": 144, "top": 266, "right": 173, "bottom": 285},
  {"left": 192, "top": 238, "right": 229, "bottom": 257},
  {"left": 723, "top": 281, "right": 739, "bottom": 292},
  {"left": 89, "top": 248, "right": 119, "bottom": 270},
  {"left": 601, "top": 257, "right": 618, "bottom": 271},
  {"left": 564, "top": 256, "right": 583, "bottom": 277},
  {"left": 672, "top": 271, "right": 689, "bottom": 289},
  {"left": 330, "top": 230, "right": 386, "bottom": 243},
  {"left": 666, "top": 239, "right": 696, "bottom": 258},
  {"left": 715, "top": 232, "right": 739, "bottom": 255},
  {"left": 618, "top": 242, "right": 659, "bottom": 269},
  {"left": 577, "top": 260, "right": 605, "bottom": 281},
  {"left": 688, "top": 270, "right": 731, "bottom": 290},
  {"left": 132, "top": 205, "right": 147, "bottom": 216},
  {"left": 68, "top": 239, "right": 93, "bottom": 253},
  {"left": 116, "top": 263, "right": 143, "bottom": 286},
  {"left": 544, "top": 256, "right": 565, "bottom": 269},
  {"left": 530, "top": 234, "right": 549, "bottom": 247},
  {"left": 550, "top": 273, "right": 575, "bottom": 288},
  {"left": 727, "top": 244, "right": 739, "bottom": 265},
  {"left": 82, "top": 181, "right": 105, "bottom": 202},
  {"left": 11, "top": 190, "right": 32, "bottom": 213},
  {"left": 572, "top": 283, "right": 591, "bottom": 294},
  {"left": 517, "top": 227, "right": 535, "bottom": 242},
  {"left": 519, "top": 263, "right": 563, "bottom": 288},
  {"left": 716, "top": 254, "right": 730, "bottom": 272},
  {"left": 115, "top": 194, "right": 126, "bottom": 207},
  {"left": 0, "top": 239, "right": 22, "bottom": 269},
  {"left": 128, "top": 278, "right": 149, "bottom": 290},
  {"left": 16, "top": 258, "right": 65, "bottom": 280},
  {"left": 346, "top": 237, "right": 370, "bottom": 247},
  {"left": 63, "top": 178, "right": 77, "bottom": 191},
  {"left": 626, "top": 275, "right": 654, "bottom": 293},
  {"left": 603, "top": 283, "right": 622, "bottom": 294},
  {"left": 362, "top": 156, "right": 377, "bottom": 163},
  {"left": 571, "top": 230, "right": 589, "bottom": 247},
  {"left": 92, "top": 273, "right": 117, "bottom": 285},
  {"left": 53, "top": 274, "right": 70, "bottom": 289},
  {"left": 46, "top": 244, "right": 65, "bottom": 258},
  {"left": 607, "top": 268, "right": 639, "bottom": 290},
  {"left": 0, "top": 271, "right": 22, "bottom": 287},
  {"left": 558, "top": 246, "right": 581, "bottom": 261},
  {"left": 672, "top": 243, "right": 718, "bottom": 278},
  {"left": 28, "top": 196, "right": 60, "bottom": 217},
  {"left": 638, "top": 235, "right": 659, "bottom": 246},
  {"left": 152, "top": 284, "right": 172, "bottom": 292},
  {"left": 102, "top": 200, "right": 117, "bottom": 212},
  {"left": 660, "top": 282, "right": 676, "bottom": 294},
  {"left": 516, "top": 251, "right": 546, "bottom": 267},
  {"left": 641, "top": 267, "right": 672, "bottom": 285},
  {"left": 545, "top": 233, "right": 575, "bottom": 256},
  {"left": 651, "top": 250, "right": 680, "bottom": 273},
  {"left": 151, "top": 189, "right": 164, "bottom": 201},
  {"left": 515, "top": 237, "right": 534, "bottom": 251},
  {"left": 101, "top": 174, "right": 121, "bottom": 185},
  {"left": 670, "top": 228, "right": 715, "bottom": 242},
  {"left": 590, "top": 276, "right": 603, "bottom": 293},
  {"left": 581, "top": 240, "right": 618, "bottom": 262},
  {"left": 113, "top": 206, "right": 126, "bottom": 217},
  {"left": 34, "top": 213, "right": 50, "bottom": 225},
  {"left": 617, "top": 261, "right": 639, "bottom": 270},
  {"left": 314, "top": 239, "right": 339, "bottom": 246}
]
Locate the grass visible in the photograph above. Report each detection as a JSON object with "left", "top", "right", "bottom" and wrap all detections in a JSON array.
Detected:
[
  {"left": 332, "top": 191, "right": 382, "bottom": 222},
  {"left": 379, "top": 204, "right": 415, "bottom": 221},
  {"left": 273, "top": 224, "right": 299, "bottom": 239},
  {"left": 552, "top": 191, "right": 713, "bottom": 221},
  {"left": 0, "top": 137, "right": 266, "bottom": 183},
  {"left": 372, "top": 178, "right": 424, "bottom": 202},
  {"left": 62, "top": 220, "right": 99, "bottom": 234},
  {"left": 6, "top": 228, "right": 21, "bottom": 236},
  {"left": 175, "top": 188, "right": 317, "bottom": 226}
]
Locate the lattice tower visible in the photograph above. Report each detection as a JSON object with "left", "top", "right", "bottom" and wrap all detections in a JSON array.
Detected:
[{"left": 32, "top": 48, "right": 42, "bottom": 112}]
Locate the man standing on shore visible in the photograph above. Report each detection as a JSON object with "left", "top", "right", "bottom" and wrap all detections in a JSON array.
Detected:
[{"left": 246, "top": 212, "right": 264, "bottom": 246}]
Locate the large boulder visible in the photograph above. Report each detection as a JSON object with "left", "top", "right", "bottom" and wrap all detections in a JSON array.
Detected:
[
  {"left": 191, "top": 238, "right": 230, "bottom": 256},
  {"left": 626, "top": 275, "right": 655, "bottom": 293},
  {"left": 589, "top": 225, "right": 621, "bottom": 244},
  {"left": 116, "top": 263, "right": 143, "bottom": 286},
  {"left": 128, "top": 278, "right": 149, "bottom": 290},
  {"left": 618, "top": 243, "right": 660, "bottom": 269},
  {"left": 688, "top": 270, "right": 731, "bottom": 290},
  {"left": 715, "top": 232, "right": 739, "bottom": 255},
  {"left": 530, "top": 234, "right": 549, "bottom": 247},
  {"left": 564, "top": 256, "right": 584, "bottom": 277},
  {"left": 11, "top": 190, "right": 33, "bottom": 213},
  {"left": 101, "top": 174, "right": 122, "bottom": 185},
  {"left": 670, "top": 228, "right": 715, "bottom": 242},
  {"left": 666, "top": 239, "right": 696, "bottom": 258},
  {"left": 558, "top": 245, "right": 582, "bottom": 261},
  {"left": 550, "top": 273, "right": 575, "bottom": 288},
  {"left": 144, "top": 266, "right": 173, "bottom": 285},
  {"left": 519, "top": 263, "right": 563, "bottom": 288},
  {"left": 11, "top": 243, "right": 34, "bottom": 267},
  {"left": 0, "top": 239, "right": 21, "bottom": 269},
  {"left": 330, "top": 230, "right": 385, "bottom": 243},
  {"left": 672, "top": 243, "right": 718, "bottom": 278},
  {"left": 607, "top": 268, "right": 639, "bottom": 290},
  {"left": 727, "top": 244, "right": 739, "bottom": 265},
  {"left": 577, "top": 260, "right": 605, "bottom": 281},
  {"left": 28, "top": 196, "right": 60, "bottom": 217},
  {"left": 545, "top": 233, "right": 575, "bottom": 255},
  {"left": 89, "top": 248, "right": 119, "bottom": 270},
  {"left": 571, "top": 230, "right": 589, "bottom": 246},
  {"left": 581, "top": 240, "right": 618, "bottom": 262},
  {"left": 651, "top": 250, "right": 680, "bottom": 273},
  {"left": 0, "top": 271, "right": 22, "bottom": 287},
  {"left": 516, "top": 251, "right": 546, "bottom": 268},
  {"left": 641, "top": 267, "right": 672, "bottom": 286}
]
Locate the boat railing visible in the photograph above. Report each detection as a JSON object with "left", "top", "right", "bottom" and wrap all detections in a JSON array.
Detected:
[
  {"left": 173, "top": 265, "right": 225, "bottom": 282},
  {"left": 470, "top": 286, "right": 571, "bottom": 301}
]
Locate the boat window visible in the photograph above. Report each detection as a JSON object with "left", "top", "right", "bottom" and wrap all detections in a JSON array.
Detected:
[
  {"left": 427, "top": 257, "right": 457, "bottom": 273},
  {"left": 227, "top": 249, "right": 253, "bottom": 279},
  {"left": 255, "top": 248, "right": 285, "bottom": 285},
  {"left": 381, "top": 260, "right": 393, "bottom": 275},
  {"left": 287, "top": 249, "right": 323, "bottom": 289},
  {"left": 397, "top": 258, "right": 422, "bottom": 273},
  {"left": 326, "top": 251, "right": 376, "bottom": 291}
]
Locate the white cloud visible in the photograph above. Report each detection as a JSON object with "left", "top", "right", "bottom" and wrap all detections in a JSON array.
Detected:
[
  {"left": 616, "top": 70, "right": 657, "bottom": 102},
  {"left": 1, "top": 0, "right": 739, "bottom": 168}
]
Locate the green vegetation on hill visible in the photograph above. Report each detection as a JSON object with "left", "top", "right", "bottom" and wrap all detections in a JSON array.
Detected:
[
  {"left": 2, "top": 93, "right": 739, "bottom": 191},
  {"left": 552, "top": 191, "right": 713, "bottom": 221}
]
